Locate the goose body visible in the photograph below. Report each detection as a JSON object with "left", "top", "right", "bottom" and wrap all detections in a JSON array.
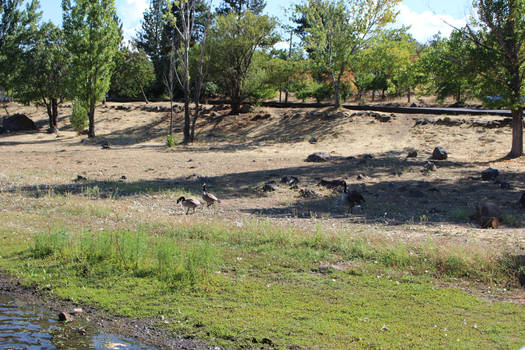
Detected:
[
  {"left": 341, "top": 182, "right": 365, "bottom": 213},
  {"left": 202, "top": 184, "right": 220, "bottom": 207},
  {"left": 177, "top": 196, "right": 201, "bottom": 214}
]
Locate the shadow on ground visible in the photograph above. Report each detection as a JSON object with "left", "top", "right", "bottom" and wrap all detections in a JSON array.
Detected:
[{"left": 10, "top": 150, "right": 525, "bottom": 227}]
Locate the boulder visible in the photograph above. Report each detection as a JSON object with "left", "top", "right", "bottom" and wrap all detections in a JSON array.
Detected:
[
  {"left": 431, "top": 147, "right": 448, "bottom": 160},
  {"left": 481, "top": 168, "right": 499, "bottom": 181},
  {"left": 2, "top": 114, "right": 37, "bottom": 132},
  {"left": 306, "top": 152, "right": 331, "bottom": 162},
  {"left": 407, "top": 150, "right": 418, "bottom": 158},
  {"left": 263, "top": 181, "right": 278, "bottom": 192}
]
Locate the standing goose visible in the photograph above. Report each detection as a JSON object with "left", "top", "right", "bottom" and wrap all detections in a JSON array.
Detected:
[
  {"left": 177, "top": 196, "right": 201, "bottom": 214},
  {"left": 341, "top": 181, "right": 365, "bottom": 213},
  {"left": 202, "top": 183, "right": 220, "bottom": 207}
]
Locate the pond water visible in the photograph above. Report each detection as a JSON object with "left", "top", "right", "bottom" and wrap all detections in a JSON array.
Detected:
[{"left": 0, "top": 293, "right": 157, "bottom": 349}]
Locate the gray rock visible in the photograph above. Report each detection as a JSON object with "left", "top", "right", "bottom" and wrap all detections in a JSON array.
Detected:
[
  {"left": 299, "top": 188, "right": 318, "bottom": 198},
  {"left": 309, "top": 137, "right": 318, "bottom": 144},
  {"left": 481, "top": 168, "right": 499, "bottom": 181},
  {"left": 306, "top": 152, "right": 331, "bottom": 162},
  {"left": 281, "top": 175, "right": 299, "bottom": 186},
  {"left": 263, "top": 182, "right": 278, "bottom": 192},
  {"left": 432, "top": 147, "right": 448, "bottom": 160},
  {"left": 424, "top": 161, "right": 437, "bottom": 172},
  {"left": 356, "top": 174, "right": 365, "bottom": 180},
  {"left": 407, "top": 150, "right": 418, "bottom": 158},
  {"left": 74, "top": 174, "right": 88, "bottom": 182}
]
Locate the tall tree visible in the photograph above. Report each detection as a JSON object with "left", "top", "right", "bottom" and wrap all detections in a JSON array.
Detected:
[
  {"left": 0, "top": 0, "right": 41, "bottom": 99},
  {"left": 207, "top": 11, "right": 278, "bottom": 114},
  {"left": 295, "top": 0, "right": 401, "bottom": 107},
  {"left": 216, "top": 0, "right": 265, "bottom": 15},
  {"left": 465, "top": 0, "right": 525, "bottom": 158},
  {"left": 62, "top": 0, "right": 121, "bottom": 138},
  {"left": 134, "top": 0, "right": 167, "bottom": 96},
  {"left": 15, "top": 22, "right": 69, "bottom": 131}
]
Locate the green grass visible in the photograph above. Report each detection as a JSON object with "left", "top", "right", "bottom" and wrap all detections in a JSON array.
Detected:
[
  {"left": 0, "top": 218, "right": 523, "bottom": 349},
  {"left": 0, "top": 195, "right": 523, "bottom": 349}
]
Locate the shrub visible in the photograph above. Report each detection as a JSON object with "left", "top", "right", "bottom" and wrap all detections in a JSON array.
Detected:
[
  {"left": 166, "top": 134, "right": 175, "bottom": 147},
  {"left": 70, "top": 100, "right": 88, "bottom": 133}
]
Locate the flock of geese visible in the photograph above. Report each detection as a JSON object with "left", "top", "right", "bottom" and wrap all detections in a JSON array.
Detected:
[{"left": 176, "top": 182, "right": 365, "bottom": 215}]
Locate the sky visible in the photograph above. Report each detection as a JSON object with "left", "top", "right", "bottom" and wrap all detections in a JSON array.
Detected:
[{"left": 38, "top": 0, "right": 473, "bottom": 44}]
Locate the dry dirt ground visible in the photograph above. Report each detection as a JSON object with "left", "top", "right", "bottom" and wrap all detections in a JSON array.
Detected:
[{"left": 1, "top": 101, "right": 524, "bottom": 253}]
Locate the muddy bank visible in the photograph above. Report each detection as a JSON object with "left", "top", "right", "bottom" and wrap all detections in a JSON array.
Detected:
[{"left": 0, "top": 272, "right": 214, "bottom": 350}]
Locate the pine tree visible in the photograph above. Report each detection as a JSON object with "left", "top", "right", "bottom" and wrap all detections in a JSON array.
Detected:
[{"left": 216, "top": 0, "right": 266, "bottom": 15}]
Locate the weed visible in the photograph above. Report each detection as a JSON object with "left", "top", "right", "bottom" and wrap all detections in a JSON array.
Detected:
[{"left": 166, "top": 134, "right": 176, "bottom": 147}]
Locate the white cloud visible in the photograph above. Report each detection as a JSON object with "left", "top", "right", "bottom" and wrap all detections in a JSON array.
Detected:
[
  {"left": 117, "top": 0, "right": 149, "bottom": 41},
  {"left": 397, "top": 4, "right": 467, "bottom": 43}
]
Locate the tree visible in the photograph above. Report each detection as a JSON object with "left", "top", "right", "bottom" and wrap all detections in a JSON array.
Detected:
[
  {"left": 15, "top": 22, "right": 69, "bottom": 131},
  {"left": 0, "top": 0, "right": 41, "bottom": 107},
  {"left": 216, "top": 0, "right": 265, "bottom": 15},
  {"left": 134, "top": 0, "right": 168, "bottom": 96},
  {"left": 418, "top": 32, "right": 478, "bottom": 104},
  {"left": 465, "top": 0, "right": 525, "bottom": 157},
  {"left": 110, "top": 48, "right": 155, "bottom": 102},
  {"left": 62, "top": 0, "right": 121, "bottom": 138},
  {"left": 207, "top": 11, "right": 278, "bottom": 114},
  {"left": 295, "top": 0, "right": 401, "bottom": 107}
]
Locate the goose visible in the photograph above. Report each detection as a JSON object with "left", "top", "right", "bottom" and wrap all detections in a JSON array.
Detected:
[
  {"left": 341, "top": 181, "right": 365, "bottom": 213},
  {"left": 176, "top": 196, "right": 201, "bottom": 214},
  {"left": 202, "top": 183, "right": 220, "bottom": 207}
]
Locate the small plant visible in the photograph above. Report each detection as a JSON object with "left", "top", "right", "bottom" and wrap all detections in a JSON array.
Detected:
[
  {"left": 70, "top": 100, "right": 88, "bottom": 133},
  {"left": 166, "top": 134, "right": 175, "bottom": 147}
]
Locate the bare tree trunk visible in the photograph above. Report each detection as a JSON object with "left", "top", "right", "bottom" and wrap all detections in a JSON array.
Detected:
[
  {"left": 284, "top": 30, "right": 293, "bottom": 104},
  {"left": 407, "top": 88, "right": 411, "bottom": 103},
  {"left": 169, "top": 98, "right": 173, "bottom": 136},
  {"left": 141, "top": 86, "right": 149, "bottom": 104},
  {"left": 88, "top": 105, "right": 95, "bottom": 138},
  {"left": 183, "top": 42, "right": 191, "bottom": 144},
  {"left": 372, "top": 90, "right": 375, "bottom": 102},
  {"left": 509, "top": 107, "right": 523, "bottom": 157}
]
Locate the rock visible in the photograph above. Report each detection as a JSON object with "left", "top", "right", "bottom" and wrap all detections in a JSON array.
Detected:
[
  {"left": 362, "top": 154, "right": 374, "bottom": 159},
  {"left": 519, "top": 192, "right": 525, "bottom": 208},
  {"left": 318, "top": 179, "right": 346, "bottom": 189},
  {"left": 101, "top": 141, "right": 111, "bottom": 149},
  {"left": 410, "top": 103, "right": 418, "bottom": 107},
  {"left": 306, "top": 152, "right": 331, "bottom": 162},
  {"left": 309, "top": 137, "right": 318, "bottom": 144},
  {"left": 281, "top": 175, "right": 299, "bottom": 186},
  {"left": 481, "top": 168, "right": 499, "bottom": 181},
  {"left": 424, "top": 161, "right": 437, "bottom": 172},
  {"left": 373, "top": 113, "right": 391, "bottom": 122},
  {"left": 263, "top": 182, "right": 278, "bottom": 192},
  {"left": 474, "top": 200, "right": 503, "bottom": 228},
  {"left": 407, "top": 150, "right": 418, "bottom": 158},
  {"left": 299, "top": 188, "right": 318, "bottom": 198},
  {"left": 356, "top": 174, "right": 365, "bottom": 180},
  {"left": 71, "top": 308, "right": 83, "bottom": 315},
  {"left": 120, "top": 175, "right": 127, "bottom": 180},
  {"left": 2, "top": 113, "right": 37, "bottom": 132},
  {"left": 251, "top": 113, "right": 272, "bottom": 121},
  {"left": 432, "top": 147, "right": 448, "bottom": 160},
  {"left": 58, "top": 312, "right": 73, "bottom": 322},
  {"left": 74, "top": 174, "right": 88, "bottom": 182}
]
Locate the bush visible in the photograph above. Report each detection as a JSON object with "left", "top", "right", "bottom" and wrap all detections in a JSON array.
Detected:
[
  {"left": 166, "top": 134, "right": 175, "bottom": 147},
  {"left": 70, "top": 100, "right": 88, "bottom": 133}
]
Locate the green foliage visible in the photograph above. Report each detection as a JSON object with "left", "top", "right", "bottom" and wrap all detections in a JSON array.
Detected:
[
  {"left": 110, "top": 48, "right": 155, "bottom": 100},
  {"left": 62, "top": 0, "right": 121, "bottom": 137},
  {"left": 207, "top": 11, "right": 278, "bottom": 113},
  {"left": 418, "top": 31, "right": 478, "bottom": 103},
  {"left": 166, "top": 134, "right": 175, "bottom": 147},
  {"left": 295, "top": 0, "right": 401, "bottom": 106},
  {"left": 70, "top": 100, "right": 88, "bottom": 133}
]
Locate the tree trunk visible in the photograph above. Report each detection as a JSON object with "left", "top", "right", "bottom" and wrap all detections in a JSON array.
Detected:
[
  {"left": 230, "top": 98, "right": 241, "bottom": 115},
  {"left": 88, "top": 105, "right": 95, "bottom": 138},
  {"left": 333, "top": 81, "right": 340, "bottom": 108},
  {"left": 509, "top": 107, "right": 523, "bottom": 158},
  {"left": 141, "top": 86, "right": 149, "bottom": 104},
  {"left": 279, "top": 89, "right": 282, "bottom": 103},
  {"left": 372, "top": 90, "right": 375, "bottom": 102},
  {"left": 407, "top": 88, "right": 411, "bottom": 103},
  {"left": 169, "top": 98, "right": 173, "bottom": 136},
  {"left": 381, "top": 89, "right": 385, "bottom": 100},
  {"left": 51, "top": 98, "right": 58, "bottom": 131}
]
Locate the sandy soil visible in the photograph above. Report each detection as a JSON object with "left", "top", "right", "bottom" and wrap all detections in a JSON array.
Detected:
[{"left": 1, "top": 101, "right": 524, "bottom": 252}]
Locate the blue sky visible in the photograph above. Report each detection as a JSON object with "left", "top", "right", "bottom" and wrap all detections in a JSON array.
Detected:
[{"left": 38, "top": 0, "right": 473, "bottom": 43}]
